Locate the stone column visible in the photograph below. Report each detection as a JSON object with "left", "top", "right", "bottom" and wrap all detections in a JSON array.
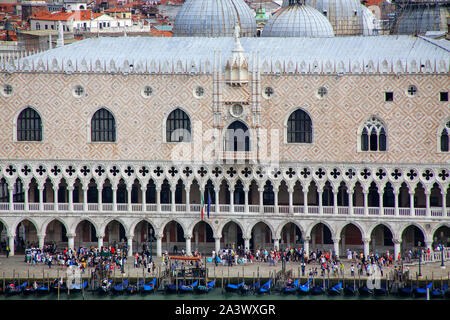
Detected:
[
  {"left": 333, "top": 187, "right": 338, "bottom": 214},
  {"left": 425, "top": 190, "right": 431, "bottom": 217},
  {"left": 303, "top": 236, "right": 310, "bottom": 256},
  {"left": 229, "top": 186, "right": 234, "bottom": 213},
  {"left": 259, "top": 187, "right": 264, "bottom": 213},
  {"left": 379, "top": 190, "right": 383, "bottom": 215},
  {"left": 156, "top": 235, "right": 162, "bottom": 257},
  {"left": 363, "top": 238, "right": 370, "bottom": 257},
  {"left": 394, "top": 189, "right": 399, "bottom": 216},
  {"left": 185, "top": 186, "right": 190, "bottom": 213},
  {"left": 274, "top": 186, "right": 279, "bottom": 214},
  {"left": 68, "top": 186, "right": 74, "bottom": 211},
  {"left": 214, "top": 236, "right": 221, "bottom": 253},
  {"left": 171, "top": 186, "right": 176, "bottom": 212},
  {"left": 318, "top": 188, "right": 323, "bottom": 214},
  {"left": 215, "top": 188, "right": 220, "bottom": 214},
  {"left": 442, "top": 191, "right": 447, "bottom": 216},
  {"left": 67, "top": 233, "right": 75, "bottom": 251},
  {"left": 156, "top": 185, "right": 161, "bottom": 212},
  {"left": 394, "top": 239, "right": 401, "bottom": 261},
  {"left": 24, "top": 182, "right": 29, "bottom": 211},
  {"left": 333, "top": 237, "right": 340, "bottom": 257},
  {"left": 53, "top": 187, "right": 59, "bottom": 211},
  {"left": 127, "top": 186, "right": 133, "bottom": 212},
  {"left": 363, "top": 190, "right": 369, "bottom": 216},
  {"left": 127, "top": 236, "right": 133, "bottom": 257},
  {"left": 409, "top": 191, "right": 415, "bottom": 216},
  {"left": 98, "top": 187, "right": 103, "bottom": 212},
  {"left": 112, "top": 186, "right": 118, "bottom": 212},
  {"left": 38, "top": 233, "right": 45, "bottom": 250},
  {"left": 303, "top": 189, "right": 308, "bottom": 214},
  {"left": 273, "top": 238, "right": 280, "bottom": 251},
  {"left": 185, "top": 235, "right": 192, "bottom": 256},
  {"left": 82, "top": 185, "right": 88, "bottom": 211},
  {"left": 348, "top": 190, "right": 354, "bottom": 215},
  {"left": 8, "top": 234, "right": 15, "bottom": 256},
  {"left": 8, "top": 185, "right": 14, "bottom": 211},
  {"left": 97, "top": 235, "right": 104, "bottom": 250},
  {"left": 425, "top": 239, "right": 432, "bottom": 252},
  {"left": 288, "top": 186, "right": 293, "bottom": 214},
  {"left": 244, "top": 186, "right": 249, "bottom": 213},
  {"left": 141, "top": 186, "right": 147, "bottom": 212},
  {"left": 38, "top": 185, "right": 44, "bottom": 211},
  {"left": 244, "top": 238, "right": 250, "bottom": 251}
]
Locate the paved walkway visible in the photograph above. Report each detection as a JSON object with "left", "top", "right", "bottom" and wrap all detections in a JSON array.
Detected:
[{"left": 0, "top": 255, "right": 449, "bottom": 282}]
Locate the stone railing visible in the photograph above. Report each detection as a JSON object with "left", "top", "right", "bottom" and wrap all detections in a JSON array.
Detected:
[{"left": 0, "top": 202, "right": 448, "bottom": 218}]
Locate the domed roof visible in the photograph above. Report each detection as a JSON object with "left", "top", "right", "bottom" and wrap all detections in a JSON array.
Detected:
[
  {"left": 172, "top": 0, "right": 257, "bottom": 37},
  {"left": 262, "top": 3, "right": 334, "bottom": 37},
  {"left": 360, "top": 5, "right": 379, "bottom": 36},
  {"left": 305, "top": 0, "right": 367, "bottom": 35}
]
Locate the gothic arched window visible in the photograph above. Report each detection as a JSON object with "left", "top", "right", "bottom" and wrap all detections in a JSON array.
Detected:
[
  {"left": 440, "top": 120, "right": 450, "bottom": 152},
  {"left": 17, "top": 107, "right": 42, "bottom": 141},
  {"left": 360, "top": 116, "right": 387, "bottom": 151},
  {"left": 91, "top": 108, "right": 116, "bottom": 142},
  {"left": 166, "top": 108, "right": 191, "bottom": 142},
  {"left": 225, "top": 120, "right": 250, "bottom": 151},
  {"left": 287, "top": 109, "right": 312, "bottom": 143}
]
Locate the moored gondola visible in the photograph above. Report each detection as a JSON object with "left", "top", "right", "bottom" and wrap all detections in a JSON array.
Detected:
[
  {"left": 397, "top": 285, "right": 413, "bottom": 297},
  {"left": 70, "top": 281, "right": 88, "bottom": 294},
  {"left": 298, "top": 279, "right": 312, "bottom": 295},
  {"left": 98, "top": 279, "right": 113, "bottom": 295},
  {"left": 179, "top": 280, "right": 198, "bottom": 293},
  {"left": 196, "top": 280, "right": 215, "bottom": 293},
  {"left": 358, "top": 285, "right": 373, "bottom": 296},
  {"left": 282, "top": 279, "right": 299, "bottom": 294},
  {"left": 311, "top": 280, "right": 327, "bottom": 295},
  {"left": 126, "top": 280, "right": 143, "bottom": 295},
  {"left": 23, "top": 282, "right": 36, "bottom": 295},
  {"left": 225, "top": 281, "right": 244, "bottom": 293},
  {"left": 373, "top": 284, "right": 388, "bottom": 296},
  {"left": 257, "top": 280, "right": 271, "bottom": 294},
  {"left": 5, "top": 282, "right": 26, "bottom": 295},
  {"left": 112, "top": 279, "right": 128, "bottom": 294},
  {"left": 50, "top": 279, "right": 66, "bottom": 293},
  {"left": 327, "top": 282, "right": 342, "bottom": 296},
  {"left": 141, "top": 278, "right": 156, "bottom": 294},
  {"left": 431, "top": 283, "right": 447, "bottom": 299},
  {"left": 36, "top": 283, "right": 50, "bottom": 295},
  {"left": 344, "top": 285, "right": 356, "bottom": 296},
  {"left": 414, "top": 283, "right": 432, "bottom": 298}
]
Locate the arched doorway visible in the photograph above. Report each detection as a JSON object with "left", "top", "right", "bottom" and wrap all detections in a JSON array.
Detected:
[
  {"left": 370, "top": 224, "right": 394, "bottom": 255},
  {"left": 340, "top": 223, "right": 363, "bottom": 256},
  {"left": 221, "top": 221, "right": 244, "bottom": 249},
  {"left": 15, "top": 219, "right": 38, "bottom": 252},
  {"left": 280, "top": 222, "right": 302, "bottom": 249},
  {"left": 401, "top": 225, "right": 425, "bottom": 251},
  {"left": 310, "top": 223, "right": 333, "bottom": 251},
  {"left": 192, "top": 221, "right": 215, "bottom": 254},
  {"left": 162, "top": 221, "right": 184, "bottom": 254},
  {"left": 45, "top": 219, "right": 68, "bottom": 248},
  {"left": 433, "top": 225, "right": 450, "bottom": 249},
  {"left": 133, "top": 220, "right": 156, "bottom": 255},
  {"left": 251, "top": 222, "right": 272, "bottom": 250},
  {"left": 75, "top": 220, "right": 98, "bottom": 248}
]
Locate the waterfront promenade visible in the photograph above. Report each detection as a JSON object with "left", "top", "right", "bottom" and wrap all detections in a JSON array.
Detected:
[{"left": 0, "top": 255, "right": 448, "bottom": 282}]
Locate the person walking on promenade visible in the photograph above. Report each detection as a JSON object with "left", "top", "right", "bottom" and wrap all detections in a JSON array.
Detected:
[{"left": 5, "top": 245, "right": 10, "bottom": 258}]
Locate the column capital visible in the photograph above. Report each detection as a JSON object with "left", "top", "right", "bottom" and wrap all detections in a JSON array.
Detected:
[
  {"left": 213, "top": 236, "right": 222, "bottom": 240},
  {"left": 7, "top": 232, "right": 16, "bottom": 238},
  {"left": 96, "top": 233, "right": 105, "bottom": 239},
  {"left": 362, "top": 237, "right": 371, "bottom": 243},
  {"left": 67, "top": 185, "right": 74, "bottom": 191},
  {"left": 184, "top": 234, "right": 192, "bottom": 240},
  {"left": 332, "top": 237, "right": 341, "bottom": 243},
  {"left": 304, "top": 236, "right": 311, "bottom": 242},
  {"left": 393, "top": 238, "right": 402, "bottom": 245},
  {"left": 37, "top": 233, "right": 46, "bottom": 239},
  {"left": 66, "top": 233, "right": 76, "bottom": 238}
]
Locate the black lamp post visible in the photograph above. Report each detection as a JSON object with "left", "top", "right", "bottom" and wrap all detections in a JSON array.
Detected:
[{"left": 441, "top": 244, "right": 445, "bottom": 269}]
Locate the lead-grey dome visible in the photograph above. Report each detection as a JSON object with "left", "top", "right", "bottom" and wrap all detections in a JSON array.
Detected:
[
  {"left": 262, "top": 2, "right": 334, "bottom": 37},
  {"left": 172, "top": 0, "right": 257, "bottom": 37},
  {"left": 305, "top": 0, "right": 367, "bottom": 35}
]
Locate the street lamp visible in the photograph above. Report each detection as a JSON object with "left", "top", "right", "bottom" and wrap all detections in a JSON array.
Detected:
[{"left": 440, "top": 244, "right": 445, "bottom": 269}]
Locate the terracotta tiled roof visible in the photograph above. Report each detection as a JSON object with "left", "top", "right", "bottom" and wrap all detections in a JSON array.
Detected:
[{"left": 31, "top": 10, "right": 103, "bottom": 21}]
